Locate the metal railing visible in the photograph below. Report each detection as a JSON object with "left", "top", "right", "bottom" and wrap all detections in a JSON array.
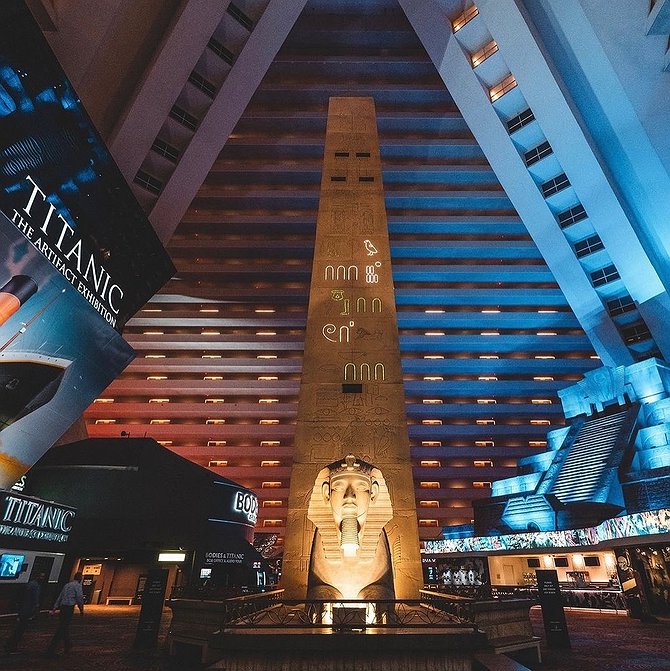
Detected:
[{"left": 218, "top": 598, "right": 476, "bottom": 631}]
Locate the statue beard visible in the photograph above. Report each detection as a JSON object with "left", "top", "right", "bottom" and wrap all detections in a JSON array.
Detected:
[{"left": 340, "top": 510, "right": 360, "bottom": 557}]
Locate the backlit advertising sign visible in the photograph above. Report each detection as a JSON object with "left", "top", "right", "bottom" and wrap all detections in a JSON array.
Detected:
[
  {"left": 0, "top": 2, "right": 174, "bottom": 486},
  {"left": 0, "top": 490, "right": 76, "bottom": 545},
  {"left": 0, "top": 212, "right": 134, "bottom": 487},
  {"left": 209, "top": 480, "right": 259, "bottom": 532},
  {"left": 0, "top": 1, "right": 174, "bottom": 331}
]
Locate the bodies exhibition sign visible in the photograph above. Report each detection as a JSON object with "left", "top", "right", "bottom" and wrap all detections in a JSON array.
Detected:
[{"left": 0, "top": 1, "right": 174, "bottom": 486}]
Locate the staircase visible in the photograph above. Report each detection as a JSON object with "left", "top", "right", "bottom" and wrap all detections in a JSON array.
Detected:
[{"left": 548, "top": 407, "right": 635, "bottom": 504}]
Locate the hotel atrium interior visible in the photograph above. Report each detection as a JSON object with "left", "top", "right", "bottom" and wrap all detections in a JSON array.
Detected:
[{"left": 36, "top": 0, "right": 670, "bottom": 553}]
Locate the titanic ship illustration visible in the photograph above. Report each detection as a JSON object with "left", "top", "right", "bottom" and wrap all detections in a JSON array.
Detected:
[{"left": 0, "top": 275, "right": 71, "bottom": 431}]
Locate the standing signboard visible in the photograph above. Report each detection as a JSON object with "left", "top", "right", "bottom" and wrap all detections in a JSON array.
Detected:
[
  {"left": 536, "top": 568, "right": 570, "bottom": 648},
  {"left": 134, "top": 568, "right": 169, "bottom": 649}
]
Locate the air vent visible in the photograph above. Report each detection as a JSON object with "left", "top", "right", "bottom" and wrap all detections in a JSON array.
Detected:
[
  {"left": 188, "top": 70, "right": 216, "bottom": 98},
  {"left": 607, "top": 295, "right": 635, "bottom": 317},
  {"left": 541, "top": 173, "right": 570, "bottom": 198},
  {"left": 524, "top": 141, "right": 552, "bottom": 167},
  {"left": 574, "top": 234, "right": 604, "bottom": 258},
  {"left": 507, "top": 108, "right": 535, "bottom": 134},
  {"left": 590, "top": 264, "right": 620, "bottom": 287},
  {"left": 557, "top": 204, "right": 587, "bottom": 229}
]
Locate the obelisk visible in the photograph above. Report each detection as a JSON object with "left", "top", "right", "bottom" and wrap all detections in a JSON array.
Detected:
[{"left": 281, "top": 98, "right": 423, "bottom": 599}]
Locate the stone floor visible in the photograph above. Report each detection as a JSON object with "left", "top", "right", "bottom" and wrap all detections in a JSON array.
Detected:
[{"left": 0, "top": 605, "right": 667, "bottom": 670}]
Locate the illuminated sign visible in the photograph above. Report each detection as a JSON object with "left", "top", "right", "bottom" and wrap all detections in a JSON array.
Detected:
[
  {"left": 0, "top": 210, "right": 135, "bottom": 488},
  {"left": 158, "top": 552, "right": 186, "bottom": 563},
  {"left": 423, "top": 508, "right": 670, "bottom": 555},
  {"left": 11, "top": 176, "right": 124, "bottom": 327},
  {"left": 210, "top": 481, "right": 258, "bottom": 528},
  {"left": 0, "top": 1, "right": 174, "bottom": 332},
  {"left": 234, "top": 490, "right": 259, "bottom": 524},
  {"left": 0, "top": 491, "right": 76, "bottom": 543},
  {"left": 204, "top": 551, "right": 245, "bottom": 565},
  {"left": 82, "top": 564, "right": 102, "bottom": 576}
]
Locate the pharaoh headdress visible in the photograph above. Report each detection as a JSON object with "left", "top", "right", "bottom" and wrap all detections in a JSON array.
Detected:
[{"left": 307, "top": 454, "right": 393, "bottom": 562}]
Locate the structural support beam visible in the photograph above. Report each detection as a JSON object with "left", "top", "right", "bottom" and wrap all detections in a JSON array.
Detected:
[
  {"left": 647, "top": 0, "right": 670, "bottom": 35},
  {"left": 399, "top": 0, "right": 633, "bottom": 366},
  {"left": 476, "top": 0, "right": 670, "bottom": 359},
  {"left": 148, "top": 0, "right": 309, "bottom": 244},
  {"left": 110, "top": 0, "right": 231, "bottom": 180}
]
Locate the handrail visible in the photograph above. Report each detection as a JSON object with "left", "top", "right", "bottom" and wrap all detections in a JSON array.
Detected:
[
  {"left": 219, "top": 598, "right": 477, "bottom": 630},
  {"left": 169, "top": 585, "right": 283, "bottom": 602},
  {"left": 217, "top": 588, "right": 284, "bottom": 603}
]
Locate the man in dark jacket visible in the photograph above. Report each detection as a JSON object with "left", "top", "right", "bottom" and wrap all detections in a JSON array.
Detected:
[
  {"left": 4, "top": 572, "right": 45, "bottom": 654},
  {"left": 46, "top": 571, "right": 84, "bottom": 657}
]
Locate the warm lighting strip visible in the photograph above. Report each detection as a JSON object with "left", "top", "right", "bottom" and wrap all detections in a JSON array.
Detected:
[
  {"left": 452, "top": 4, "right": 478, "bottom": 32},
  {"left": 471, "top": 41, "right": 499, "bottom": 68},
  {"left": 489, "top": 75, "right": 517, "bottom": 102}
]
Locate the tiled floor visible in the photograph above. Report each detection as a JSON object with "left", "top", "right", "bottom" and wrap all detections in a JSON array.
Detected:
[{"left": 0, "top": 604, "right": 668, "bottom": 670}]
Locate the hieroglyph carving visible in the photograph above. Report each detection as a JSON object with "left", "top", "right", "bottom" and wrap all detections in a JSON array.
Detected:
[
  {"left": 325, "top": 265, "right": 358, "bottom": 281},
  {"left": 322, "top": 322, "right": 355, "bottom": 343},
  {"left": 344, "top": 362, "right": 386, "bottom": 382},
  {"left": 365, "top": 262, "right": 381, "bottom": 284}
]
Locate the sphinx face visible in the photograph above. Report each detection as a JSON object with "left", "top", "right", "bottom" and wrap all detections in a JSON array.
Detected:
[{"left": 324, "top": 470, "right": 378, "bottom": 531}]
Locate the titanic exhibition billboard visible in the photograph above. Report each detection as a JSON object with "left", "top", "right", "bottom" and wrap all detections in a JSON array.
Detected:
[{"left": 0, "top": 1, "right": 175, "bottom": 487}]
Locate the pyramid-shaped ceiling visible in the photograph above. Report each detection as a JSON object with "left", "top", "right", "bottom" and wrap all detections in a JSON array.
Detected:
[{"left": 88, "top": 0, "right": 606, "bottom": 541}]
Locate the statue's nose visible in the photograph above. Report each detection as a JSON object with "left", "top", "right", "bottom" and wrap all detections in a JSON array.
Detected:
[{"left": 344, "top": 484, "right": 356, "bottom": 500}]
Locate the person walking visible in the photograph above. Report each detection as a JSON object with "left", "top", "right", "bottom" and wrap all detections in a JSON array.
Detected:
[
  {"left": 46, "top": 572, "right": 84, "bottom": 657},
  {"left": 4, "top": 572, "right": 45, "bottom": 654}
]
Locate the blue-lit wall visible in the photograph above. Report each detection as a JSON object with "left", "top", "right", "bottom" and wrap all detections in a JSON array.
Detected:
[{"left": 472, "top": 358, "right": 670, "bottom": 536}]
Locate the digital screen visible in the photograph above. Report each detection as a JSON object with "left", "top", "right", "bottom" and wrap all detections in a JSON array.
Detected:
[
  {"left": 424, "top": 508, "right": 670, "bottom": 554},
  {"left": 0, "top": 1, "right": 175, "bottom": 488},
  {"left": 0, "top": 553, "right": 24, "bottom": 579},
  {"left": 424, "top": 556, "right": 489, "bottom": 588}
]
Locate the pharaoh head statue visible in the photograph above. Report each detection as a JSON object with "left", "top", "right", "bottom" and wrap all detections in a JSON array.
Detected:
[{"left": 308, "top": 454, "right": 392, "bottom": 562}]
